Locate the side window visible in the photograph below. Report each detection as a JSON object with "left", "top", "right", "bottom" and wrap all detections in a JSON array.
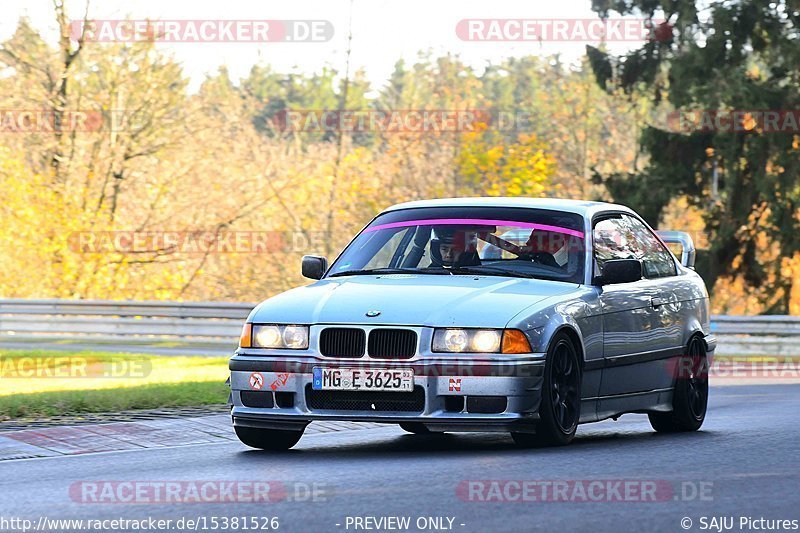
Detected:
[
  {"left": 626, "top": 217, "right": 677, "bottom": 278},
  {"left": 593, "top": 217, "right": 645, "bottom": 275},
  {"left": 593, "top": 215, "right": 676, "bottom": 279}
]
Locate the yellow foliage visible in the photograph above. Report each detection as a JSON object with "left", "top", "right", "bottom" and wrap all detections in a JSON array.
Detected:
[{"left": 457, "top": 131, "right": 555, "bottom": 198}]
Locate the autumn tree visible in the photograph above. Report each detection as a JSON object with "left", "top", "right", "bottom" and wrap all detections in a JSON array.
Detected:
[{"left": 587, "top": 0, "right": 800, "bottom": 314}]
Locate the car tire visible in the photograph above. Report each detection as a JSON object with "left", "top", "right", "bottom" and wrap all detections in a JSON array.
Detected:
[
  {"left": 234, "top": 426, "right": 304, "bottom": 450},
  {"left": 649, "top": 336, "right": 709, "bottom": 433},
  {"left": 512, "top": 332, "right": 581, "bottom": 447},
  {"left": 399, "top": 422, "right": 440, "bottom": 434}
]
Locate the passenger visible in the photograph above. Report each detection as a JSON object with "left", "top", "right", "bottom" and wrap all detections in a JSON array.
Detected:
[{"left": 523, "top": 229, "right": 569, "bottom": 268}]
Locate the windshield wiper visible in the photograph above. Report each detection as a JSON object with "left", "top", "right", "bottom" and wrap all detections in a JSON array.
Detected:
[
  {"left": 328, "top": 268, "right": 449, "bottom": 277},
  {"left": 448, "top": 265, "right": 539, "bottom": 279},
  {"left": 328, "top": 268, "right": 409, "bottom": 277},
  {"left": 328, "top": 266, "right": 551, "bottom": 280}
]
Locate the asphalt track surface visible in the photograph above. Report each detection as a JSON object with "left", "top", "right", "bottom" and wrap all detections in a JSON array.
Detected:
[{"left": 1, "top": 383, "right": 799, "bottom": 533}]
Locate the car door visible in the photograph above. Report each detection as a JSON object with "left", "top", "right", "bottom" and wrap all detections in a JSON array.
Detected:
[{"left": 593, "top": 214, "right": 684, "bottom": 403}]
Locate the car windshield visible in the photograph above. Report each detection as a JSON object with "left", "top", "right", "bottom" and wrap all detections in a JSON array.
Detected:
[{"left": 328, "top": 207, "right": 585, "bottom": 283}]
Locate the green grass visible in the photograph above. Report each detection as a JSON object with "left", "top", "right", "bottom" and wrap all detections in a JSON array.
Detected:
[
  {"left": 0, "top": 381, "right": 229, "bottom": 419},
  {"left": 0, "top": 349, "right": 229, "bottom": 420}
]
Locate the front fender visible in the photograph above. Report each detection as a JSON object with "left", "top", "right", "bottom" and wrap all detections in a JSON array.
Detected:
[
  {"left": 505, "top": 288, "right": 600, "bottom": 356},
  {"left": 524, "top": 314, "right": 586, "bottom": 355},
  {"left": 506, "top": 291, "right": 604, "bottom": 406}
]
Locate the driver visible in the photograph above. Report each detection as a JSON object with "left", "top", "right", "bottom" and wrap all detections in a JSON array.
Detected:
[{"left": 432, "top": 228, "right": 480, "bottom": 267}]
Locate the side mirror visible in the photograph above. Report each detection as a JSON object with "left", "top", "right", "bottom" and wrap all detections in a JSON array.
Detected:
[
  {"left": 595, "top": 259, "right": 642, "bottom": 286},
  {"left": 301, "top": 255, "right": 328, "bottom": 280}
]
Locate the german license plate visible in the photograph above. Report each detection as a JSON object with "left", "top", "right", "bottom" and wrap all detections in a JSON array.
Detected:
[{"left": 312, "top": 367, "right": 413, "bottom": 392}]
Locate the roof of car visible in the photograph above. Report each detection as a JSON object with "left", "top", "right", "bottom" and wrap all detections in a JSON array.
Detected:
[{"left": 383, "top": 197, "right": 634, "bottom": 217}]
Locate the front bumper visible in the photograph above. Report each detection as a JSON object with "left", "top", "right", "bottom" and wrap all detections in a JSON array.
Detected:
[{"left": 229, "top": 352, "right": 546, "bottom": 433}]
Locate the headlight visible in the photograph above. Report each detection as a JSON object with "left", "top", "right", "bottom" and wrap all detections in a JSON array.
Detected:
[
  {"left": 249, "top": 324, "right": 309, "bottom": 349},
  {"left": 282, "top": 325, "right": 309, "bottom": 349},
  {"left": 441, "top": 329, "right": 470, "bottom": 352},
  {"left": 472, "top": 330, "right": 502, "bottom": 352},
  {"left": 433, "top": 328, "right": 502, "bottom": 353},
  {"left": 432, "top": 328, "right": 531, "bottom": 354}
]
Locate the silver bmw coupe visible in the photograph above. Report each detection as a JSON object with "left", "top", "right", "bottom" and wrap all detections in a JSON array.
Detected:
[{"left": 229, "top": 198, "right": 716, "bottom": 449}]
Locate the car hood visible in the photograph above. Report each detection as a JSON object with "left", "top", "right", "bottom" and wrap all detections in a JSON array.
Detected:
[{"left": 248, "top": 274, "right": 578, "bottom": 328}]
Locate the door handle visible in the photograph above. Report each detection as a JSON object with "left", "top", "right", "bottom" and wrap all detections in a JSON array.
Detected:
[{"left": 650, "top": 297, "right": 665, "bottom": 308}]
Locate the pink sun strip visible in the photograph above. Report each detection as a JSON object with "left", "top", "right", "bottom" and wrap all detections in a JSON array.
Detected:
[{"left": 364, "top": 218, "right": 585, "bottom": 239}]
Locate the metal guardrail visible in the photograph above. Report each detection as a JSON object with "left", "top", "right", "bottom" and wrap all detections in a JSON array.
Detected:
[
  {"left": 0, "top": 299, "right": 254, "bottom": 348},
  {"left": 710, "top": 315, "right": 800, "bottom": 357},
  {"left": 0, "top": 299, "right": 798, "bottom": 356}
]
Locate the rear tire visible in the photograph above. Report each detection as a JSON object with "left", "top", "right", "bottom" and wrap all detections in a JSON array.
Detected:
[
  {"left": 234, "top": 426, "right": 304, "bottom": 450},
  {"left": 512, "top": 333, "right": 581, "bottom": 447},
  {"left": 399, "top": 422, "right": 436, "bottom": 434},
  {"left": 649, "top": 336, "right": 709, "bottom": 433}
]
